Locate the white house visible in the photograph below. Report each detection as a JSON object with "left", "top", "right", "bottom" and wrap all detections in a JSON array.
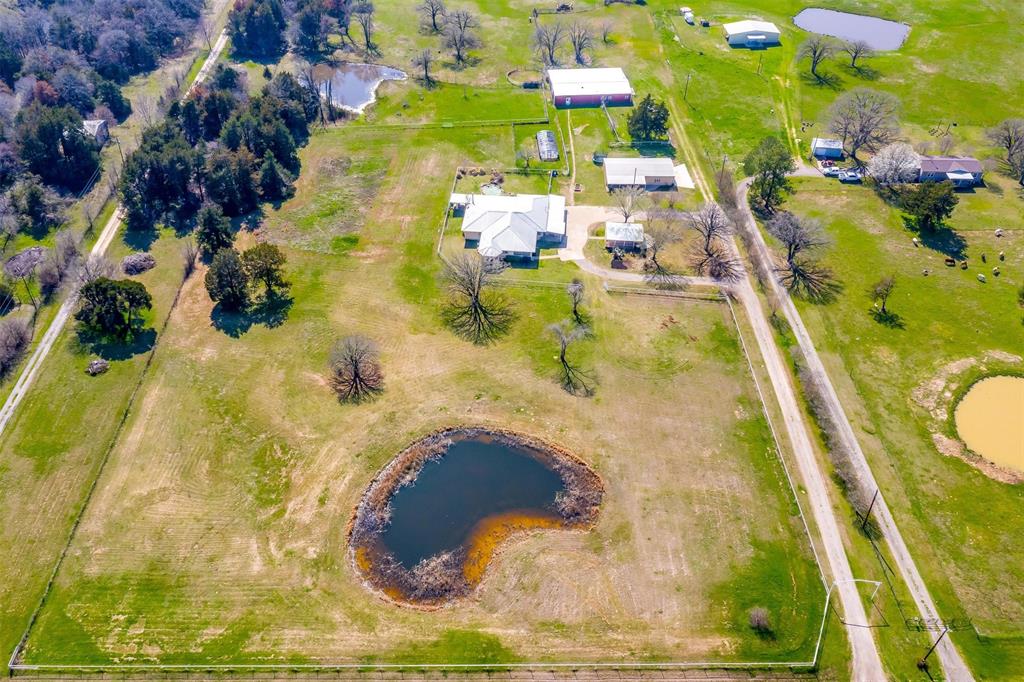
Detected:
[
  {"left": 918, "top": 156, "right": 984, "bottom": 188},
  {"left": 450, "top": 193, "right": 567, "bottom": 260},
  {"left": 605, "top": 222, "right": 645, "bottom": 251},
  {"left": 723, "top": 20, "right": 781, "bottom": 48},
  {"left": 604, "top": 157, "right": 677, "bottom": 189},
  {"left": 811, "top": 137, "right": 844, "bottom": 159}
]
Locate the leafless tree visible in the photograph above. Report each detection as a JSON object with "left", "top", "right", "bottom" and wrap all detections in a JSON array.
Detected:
[
  {"left": 136, "top": 96, "right": 158, "bottom": 127},
  {"left": 547, "top": 320, "right": 593, "bottom": 396},
  {"left": 441, "top": 253, "right": 514, "bottom": 343},
  {"left": 686, "top": 202, "right": 730, "bottom": 253},
  {"left": 354, "top": 1, "right": 376, "bottom": 53},
  {"left": 443, "top": 9, "right": 480, "bottom": 65},
  {"left": 600, "top": 20, "right": 614, "bottom": 44},
  {"left": 610, "top": 185, "right": 647, "bottom": 222},
  {"left": 987, "top": 118, "right": 1024, "bottom": 180},
  {"left": 566, "top": 278, "right": 585, "bottom": 325},
  {"left": 749, "top": 607, "right": 772, "bottom": 636},
  {"left": 715, "top": 164, "right": 738, "bottom": 210},
  {"left": 686, "top": 202, "right": 741, "bottom": 280},
  {"left": 532, "top": 22, "right": 566, "bottom": 67},
  {"left": 181, "top": 239, "right": 199, "bottom": 281},
  {"left": 418, "top": 0, "right": 446, "bottom": 32},
  {"left": 329, "top": 335, "right": 384, "bottom": 402},
  {"left": 568, "top": 21, "right": 593, "bottom": 65},
  {"left": 868, "top": 275, "right": 896, "bottom": 314},
  {"left": 842, "top": 40, "right": 873, "bottom": 68},
  {"left": 0, "top": 196, "right": 18, "bottom": 253},
  {"left": 74, "top": 254, "right": 118, "bottom": 288},
  {"left": 866, "top": 142, "right": 919, "bottom": 186},
  {"left": 643, "top": 208, "right": 684, "bottom": 285},
  {"left": 778, "top": 259, "right": 839, "bottom": 302},
  {"left": 412, "top": 49, "right": 436, "bottom": 85},
  {"left": 766, "top": 212, "right": 828, "bottom": 265},
  {"left": 197, "top": 15, "right": 214, "bottom": 50},
  {"left": 798, "top": 35, "right": 837, "bottom": 80},
  {"left": 827, "top": 88, "right": 900, "bottom": 162},
  {"left": 0, "top": 317, "right": 31, "bottom": 377}
]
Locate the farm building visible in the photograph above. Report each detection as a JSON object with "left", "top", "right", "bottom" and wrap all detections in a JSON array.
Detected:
[
  {"left": 450, "top": 193, "right": 567, "bottom": 260},
  {"left": 82, "top": 119, "right": 109, "bottom": 145},
  {"left": 536, "top": 130, "right": 559, "bottom": 161},
  {"left": 918, "top": 156, "right": 984, "bottom": 187},
  {"left": 605, "top": 222, "right": 645, "bottom": 251},
  {"left": 811, "top": 137, "right": 843, "bottom": 159},
  {"left": 547, "top": 68, "right": 633, "bottom": 108},
  {"left": 723, "top": 20, "right": 781, "bottom": 48},
  {"left": 604, "top": 157, "right": 677, "bottom": 189}
]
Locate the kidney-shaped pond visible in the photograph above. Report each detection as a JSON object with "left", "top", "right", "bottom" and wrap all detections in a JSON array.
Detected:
[
  {"left": 318, "top": 62, "right": 406, "bottom": 113},
  {"left": 349, "top": 428, "right": 603, "bottom": 607},
  {"left": 794, "top": 8, "right": 910, "bottom": 51}
]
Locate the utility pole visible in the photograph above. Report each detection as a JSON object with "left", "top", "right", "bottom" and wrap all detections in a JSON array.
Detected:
[
  {"left": 917, "top": 626, "right": 949, "bottom": 671},
  {"left": 860, "top": 489, "right": 879, "bottom": 533},
  {"left": 683, "top": 73, "right": 692, "bottom": 102},
  {"left": 757, "top": 53, "right": 764, "bottom": 75}
]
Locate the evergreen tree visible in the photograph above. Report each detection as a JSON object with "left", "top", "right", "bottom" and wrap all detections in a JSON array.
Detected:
[
  {"left": 195, "top": 203, "right": 234, "bottom": 254},
  {"left": 75, "top": 277, "right": 153, "bottom": 341},
  {"left": 241, "top": 243, "right": 288, "bottom": 296},
  {"left": 94, "top": 79, "right": 133, "bottom": 121},
  {"left": 229, "top": 0, "right": 287, "bottom": 57},
  {"left": 259, "top": 155, "right": 293, "bottom": 201},
  {"left": 627, "top": 94, "right": 670, "bottom": 141},
  {"left": 119, "top": 122, "right": 201, "bottom": 229},
  {"left": 899, "top": 181, "right": 958, "bottom": 231},
  {"left": 204, "top": 248, "right": 250, "bottom": 311},
  {"left": 15, "top": 103, "right": 100, "bottom": 191},
  {"left": 204, "top": 149, "right": 259, "bottom": 216}
]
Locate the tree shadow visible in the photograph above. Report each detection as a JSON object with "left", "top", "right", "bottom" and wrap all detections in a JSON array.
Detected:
[
  {"left": 844, "top": 64, "right": 880, "bottom": 81},
  {"left": 74, "top": 328, "right": 157, "bottom": 360},
  {"left": 800, "top": 70, "right": 842, "bottom": 90},
  {"left": 870, "top": 308, "right": 905, "bottom": 329},
  {"left": 122, "top": 227, "right": 159, "bottom": 252},
  {"left": 210, "top": 293, "right": 293, "bottom": 338},
  {"left": 239, "top": 206, "right": 266, "bottom": 233},
  {"left": 632, "top": 141, "right": 678, "bottom": 158},
  {"left": 902, "top": 217, "right": 968, "bottom": 258}
]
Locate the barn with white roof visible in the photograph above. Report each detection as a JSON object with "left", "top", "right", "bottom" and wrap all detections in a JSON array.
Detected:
[
  {"left": 547, "top": 68, "right": 633, "bottom": 108},
  {"left": 723, "top": 20, "right": 781, "bottom": 48}
]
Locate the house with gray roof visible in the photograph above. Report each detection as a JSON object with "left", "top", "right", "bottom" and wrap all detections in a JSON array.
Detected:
[
  {"left": 918, "top": 156, "right": 984, "bottom": 187},
  {"left": 450, "top": 193, "right": 567, "bottom": 260}
]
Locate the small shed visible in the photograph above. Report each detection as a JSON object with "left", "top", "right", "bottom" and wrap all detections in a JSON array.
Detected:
[
  {"left": 82, "top": 119, "right": 109, "bottom": 146},
  {"left": 811, "top": 137, "right": 844, "bottom": 159},
  {"left": 723, "top": 20, "right": 781, "bottom": 48},
  {"left": 604, "top": 157, "right": 677, "bottom": 189},
  {"left": 605, "top": 222, "right": 645, "bottom": 251},
  {"left": 547, "top": 68, "right": 634, "bottom": 108},
  {"left": 536, "top": 130, "right": 559, "bottom": 161}
]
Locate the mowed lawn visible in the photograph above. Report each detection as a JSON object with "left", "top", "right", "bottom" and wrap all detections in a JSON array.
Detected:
[
  {"left": 21, "top": 124, "right": 824, "bottom": 666},
  {"left": 775, "top": 179, "right": 1024, "bottom": 678}
]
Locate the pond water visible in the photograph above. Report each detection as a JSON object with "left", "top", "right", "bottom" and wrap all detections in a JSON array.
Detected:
[
  {"left": 380, "top": 434, "right": 566, "bottom": 569},
  {"left": 318, "top": 63, "right": 406, "bottom": 113},
  {"left": 793, "top": 8, "right": 910, "bottom": 51},
  {"left": 954, "top": 376, "right": 1024, "bottom": 473}
]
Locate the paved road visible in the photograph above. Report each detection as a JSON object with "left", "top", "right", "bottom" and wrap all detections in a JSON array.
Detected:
[
  {"left": 735, "top": 178, "right": 973, "bottom": 682},
  {"left": 0, "top": 29, "right": 229, "bottom": 441}
]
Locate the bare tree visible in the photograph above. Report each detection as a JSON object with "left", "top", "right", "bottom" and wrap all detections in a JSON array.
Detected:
[
  {"left": 643, "top": 208, "right": 684, "bottom": 284},
  {"left": 532, "top": 22, "right": 566, "bottom": 66},
  {"left": 197, "top": 15, "right": 214, "bottom": 50},
  {"left": 987, "top": 118, "right": 1024, "bottom": 180},
  {"left": 568, "top": 21, "right": 593, "bottom": 65},
  {"left": 778, "top": 259, "right": 839, "bottom": 302},
  {"left": 418, "top": 0, "right": 446, "bottom": 32},
  {"left": 766, "top": 212, "right": 828, "bottom": 265},
  {"left": 136, "top": 96, "right": 158, "bottom": 127},
  {"left": 442, "top": 9, "right": 480, "bottom": 66},
  {"left": 868, "top": 275, "right": 896, "bottom": 315},
  {"left": 867, "top": 142, "right": 919, "bottom": 186},
  {"left": 611, "top": 185, "right": 647, "bottom": 222},
  {"left": 843, "top": 40, "right": 874, "bottom": 68},
  {"left": 566, "top": 278, "right": 585, "bottom": 325},
  {"left": 412, "top": 49, "right": 436, "bottom": 85},
  {"left": 686, "top": 202, "right": 730, "bottom": 253},
  {"left": 749, "top": 607, "right": 772, "bottom": 636},
  {"left": 686, "top": 202, "right": 740, "bottom": 281},
  {"left": 0, "top": 317, "right": 31, "bottom": 377},
  {"left": 798, "top": 35, "right": 837, "bottom": 80},
  {"left": 600, "top": 20, "right": 614, "bottom": 44},
  {"left": 0, "top": 196, "right": 18, "bottom": 253},
  {"left": 547, "top": 320, "right": 593, "bottom": 396},
  {"left": 354, "top": 1, "right": 375, "bottom": 53},
  {"left": 329, "top": 335, "right": 384, "bottom": 402},
  {"left": 827, "top": 88, "right": 900, "bottom": 162},
  {"left": 181, "top": 239, "right": 199, "bottom": 281},
  {"left": 74, "top": 254, "right": 118, "bottom": 287},
  {"left": 441, "top": 253, "right": 514, "bottom": 343}
]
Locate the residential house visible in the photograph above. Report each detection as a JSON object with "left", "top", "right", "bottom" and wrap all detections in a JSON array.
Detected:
[{"left": 450, "top": 193, "right": 567, "bottom": 260}]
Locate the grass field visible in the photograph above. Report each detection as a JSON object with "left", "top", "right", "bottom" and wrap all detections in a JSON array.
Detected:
[
  {"left": 771, "top": 178, "right": 1024, "bottom": 678},
  {"left": 19, "top": 123, "right": 825, "bottom": 668}
]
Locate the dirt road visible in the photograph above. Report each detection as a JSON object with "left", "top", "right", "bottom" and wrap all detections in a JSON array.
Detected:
[
  {"left": 734, "top": 179, "right": 973, "bottom": 682},
  {"left": 0, "top": 29, "right": 229, "bottom": 441}
]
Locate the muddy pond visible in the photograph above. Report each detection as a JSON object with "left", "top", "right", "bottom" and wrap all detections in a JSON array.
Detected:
[
  {"left": 317, "top": 63, "right": 406, "bottom": 113},
  {"left": 349, "top": 429, "right": 602, "bottom": 607},
  {"left": 954, "top": 376, "right": 1024, "bottom": 474},
  {"left": 793, "top": 8, "right": 910, "bottom": 51}
]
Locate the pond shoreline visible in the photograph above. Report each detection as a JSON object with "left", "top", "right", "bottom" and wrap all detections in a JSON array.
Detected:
[{"left": 347, "top": 426, "right": 604, "bottom": 609}]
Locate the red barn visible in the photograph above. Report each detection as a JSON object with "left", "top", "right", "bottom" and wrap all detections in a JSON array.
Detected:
[{"left": 547, "top": 68, "right": 633, "bottom": 109}]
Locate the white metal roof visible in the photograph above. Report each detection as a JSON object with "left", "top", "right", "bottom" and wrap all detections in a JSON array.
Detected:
[
  {"left": 547, "top": 68, "right": 633, "bottom": 98},
  {"left": 604, "top": 157, "right": 677, "bottom": 186},
  {"left": 723, "top": 20, "right": 780, "bottom": 36},
  {"left": 453, "top": 193, "right": 566, "bottom": 257},
  {"left": 811, "top": 137, "right": 844, "bottom": 150},
  {"left": 605, "top": 222, "right": 645, "bottom": 242}
]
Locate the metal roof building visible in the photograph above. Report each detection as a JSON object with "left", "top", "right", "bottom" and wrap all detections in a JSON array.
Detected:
[
  {"left": 536, "top": 130, "right": 559, "bottom": 161},
  {"left": 723, "top": 19, "right": 781, "bottom": 47},
  {"left": 450, "top": 193, "right": 567, "bottom": 259},
  {"left": 547, "top": 68, "right": 633, "bottom": 108},
  {"left": 604, "top": 157, "right": 677, "bottom": 189}
]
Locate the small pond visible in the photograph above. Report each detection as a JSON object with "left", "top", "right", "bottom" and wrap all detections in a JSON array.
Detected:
[
  {"left": 793, "top": 8, "right": 910, "bottom": 51},
  {"left": 954, "top": 376, "right": 1024, "bottom": 473},
  {"left": 318, "top": 63, "right": 406, "bottom": 113},
  {"left": 350, "top": 429, "right": 602, "bottom": 606}
]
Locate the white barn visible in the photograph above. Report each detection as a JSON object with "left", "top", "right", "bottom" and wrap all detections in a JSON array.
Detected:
[
  {"left": 450, "top": 193, "right": 567, "bottom": 260},
  {"left": 723, "top": 20, "right": 781, "bottom": 48},
  {"left": 604, "top": 157, "right": 677, "bottom": 189}
]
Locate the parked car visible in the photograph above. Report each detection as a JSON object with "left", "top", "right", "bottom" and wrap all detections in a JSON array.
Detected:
[
  {"left": 839, "top": 171, "right": 863, "bottom": 183},
  {"left": 823, "top": 167, "right": 841, "bottom": 177}
]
